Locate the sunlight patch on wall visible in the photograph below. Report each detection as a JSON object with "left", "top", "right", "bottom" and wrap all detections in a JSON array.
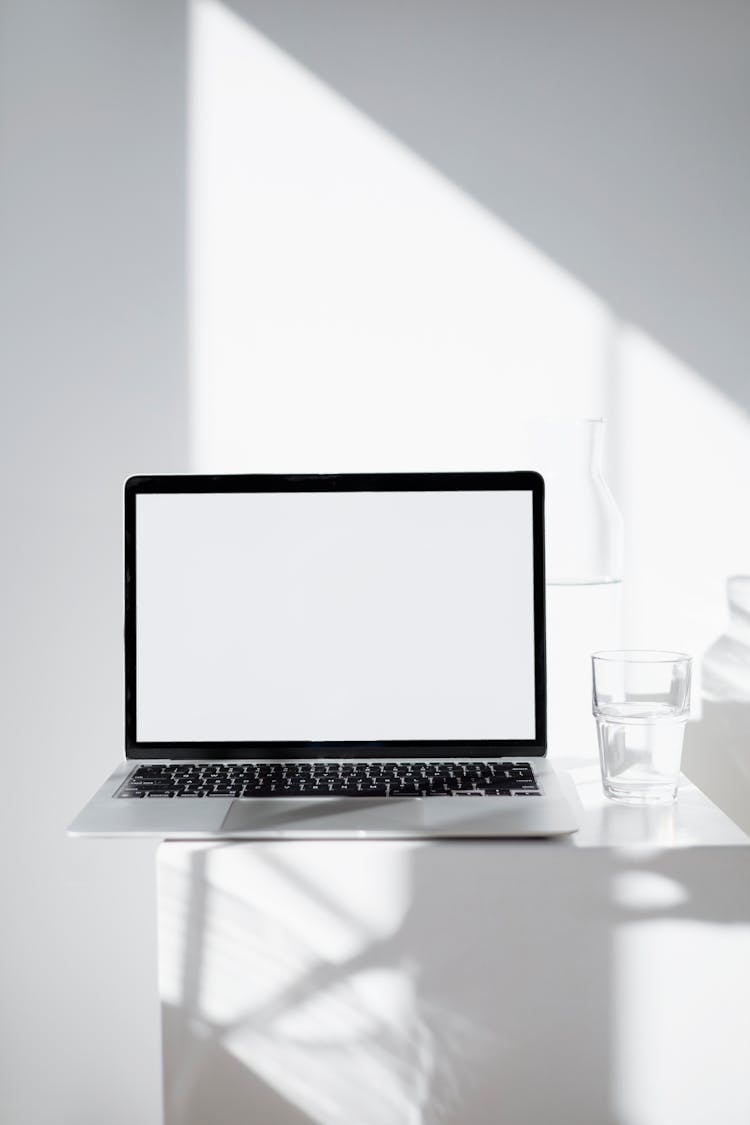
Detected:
[{"left": 188, "top": 0, "right": 611, "bottom": 474}]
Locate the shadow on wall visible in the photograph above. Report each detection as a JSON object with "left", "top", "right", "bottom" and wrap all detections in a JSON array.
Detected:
[
  {"left": 0, "top": 2, "right": 189, "bottom": 1122},
  {"left": 683, "top": 576, "right": 750, "bottom": 835},
  {"left": 218, "top": 0, "right": 750, "bottom": 415},
  {"left": 162, "top": 1004, "right": 318, "bottom": 1125}
]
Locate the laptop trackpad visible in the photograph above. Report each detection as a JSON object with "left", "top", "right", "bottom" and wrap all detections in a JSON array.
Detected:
[{"left": 221, "top": 796, "right": 427, "bottom": 838}]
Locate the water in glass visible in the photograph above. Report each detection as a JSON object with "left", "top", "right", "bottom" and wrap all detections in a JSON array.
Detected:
[{"left": 595, "top": 700, "right": 686, "bottom": 804}]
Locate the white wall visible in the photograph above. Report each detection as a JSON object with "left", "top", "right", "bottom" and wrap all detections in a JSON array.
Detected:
[
  {"left": 2, "top": 1, "right": 749, "bottom": 1123},
  {"left": 0, "top": 3, "right": 187, "bottom": 1123}
]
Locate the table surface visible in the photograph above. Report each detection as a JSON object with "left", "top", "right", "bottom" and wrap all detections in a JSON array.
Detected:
[
  {"left": 158, "top": 767, "right": 750, "bottom": 1125},
  {"left": 559, "top": 757, "right": 749, "bottom": 847}
]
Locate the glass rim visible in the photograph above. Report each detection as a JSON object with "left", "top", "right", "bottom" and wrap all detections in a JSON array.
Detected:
[{"left": 591, "top": 649, "right": 692, "bottom": 665}]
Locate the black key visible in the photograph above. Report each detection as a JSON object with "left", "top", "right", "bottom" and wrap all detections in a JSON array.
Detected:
[{"left": 427, "top": 781, "right": 451, "bottom": 794}]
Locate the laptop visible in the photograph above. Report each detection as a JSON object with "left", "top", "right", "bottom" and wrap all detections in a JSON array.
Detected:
[{"left": 69, "top": 471, "right": 579, "bottom": 838}]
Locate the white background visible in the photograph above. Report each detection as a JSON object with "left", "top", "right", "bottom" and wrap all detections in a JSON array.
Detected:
[
  {"left": 2, "top": 2, "right": 749, "bottom": 1123},
  {"left": 136, "top": 490, "right": 536, "bottom": 742}
]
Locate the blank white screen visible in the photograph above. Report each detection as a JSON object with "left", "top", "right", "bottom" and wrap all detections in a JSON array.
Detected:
[{"left": 135, "top": 490, "right": 536, "bottom": 742}]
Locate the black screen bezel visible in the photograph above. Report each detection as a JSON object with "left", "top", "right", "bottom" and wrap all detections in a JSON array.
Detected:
[{"left": 125, "top": 471, "right": 547, "bottom": 759}]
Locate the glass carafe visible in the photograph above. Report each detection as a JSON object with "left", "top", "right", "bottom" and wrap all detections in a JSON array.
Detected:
[{"left": 528, "top": 419, "right": 624, "bottom": 760}]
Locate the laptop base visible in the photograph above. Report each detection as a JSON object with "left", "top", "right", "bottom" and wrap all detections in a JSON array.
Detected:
[{"left": 69, "top": 759, "right": 580, "bottom": 838}]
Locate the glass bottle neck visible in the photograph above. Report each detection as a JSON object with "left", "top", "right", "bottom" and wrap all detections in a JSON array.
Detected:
[{"left": 532, "top": 419, "right": 605, "bottom": 482}]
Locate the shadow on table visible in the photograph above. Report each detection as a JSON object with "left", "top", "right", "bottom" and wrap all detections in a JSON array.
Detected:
[{"left": 160, "top": 838, "right": 750, "bottom": 1125}]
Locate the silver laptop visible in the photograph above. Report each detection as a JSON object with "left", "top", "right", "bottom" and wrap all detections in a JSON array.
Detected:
[{"left": 69, "top": 472, "right": 579, "bottom": 838}]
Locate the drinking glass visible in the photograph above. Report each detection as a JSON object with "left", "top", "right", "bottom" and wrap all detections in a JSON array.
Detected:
[{"left": 591, "top": 651, "right": 692, "bottom": 804}]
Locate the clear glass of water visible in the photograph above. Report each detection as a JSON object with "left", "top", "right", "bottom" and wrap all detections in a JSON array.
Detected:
[{"left": 591, "top": 651, "right": 692, "bottom": 804}]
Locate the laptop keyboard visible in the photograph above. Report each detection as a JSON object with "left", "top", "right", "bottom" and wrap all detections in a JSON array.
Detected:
[{"left": 117, "top": 761, "right": 541, "bottom": 799}]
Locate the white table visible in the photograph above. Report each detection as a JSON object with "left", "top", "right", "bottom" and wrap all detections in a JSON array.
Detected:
[{"left": 158, "top": 764, "right": 750, "bottom": 1125}]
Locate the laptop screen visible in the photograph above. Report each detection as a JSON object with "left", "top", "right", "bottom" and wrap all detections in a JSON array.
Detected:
[{"left": 128, "top": 475, "right": 544, "bottom": 753}]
